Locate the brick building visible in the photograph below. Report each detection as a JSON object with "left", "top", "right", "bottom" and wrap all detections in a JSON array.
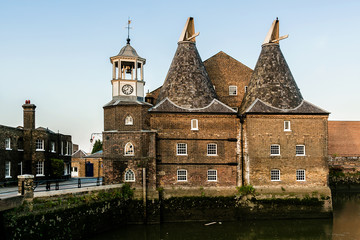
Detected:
[
  {"left": 103, "top": 18, "right": 331, "bottom": 198},
  {"left": 0, "top": 100, "right": 72, "bottom": 182}
]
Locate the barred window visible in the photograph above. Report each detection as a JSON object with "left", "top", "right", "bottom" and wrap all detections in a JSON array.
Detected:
[
  {"left": 296, "top": 169, "right": 306, "bottom": 181},
  {"left": 177, "top": 143, "right": 187, "bottom": 155},
  {"left": 207, "top": 170, "right": 217, "bottom": 181},
  {"left": 125, "top": 115, "right": 133, "bottom": 125},
  {"left": 270, "top": 144, "right": 280, "bottom": 156},
  {"left": 36, "top": 161, "right": 44, "bottom": 176},
  {"left": 177, "top": 169, "right": 187, "bottom": 181},
  {"left": 296, "top": 145, "right": 305, "bottom": 156},
  {"left": 125, "top": 169, "right": 135, "bottom": 182},
  {"left": 36, "top": 139, "right": 44, "bottom": 151},
  {"left": 207, "top": 143, "right": 217, "bottom": 156},
  {"left": 270, "top": 169, "right": 280, "bottom": 181},
  {"left": 124, "top": 142, "right": 134, "bottom": 156},
  {"left": 229, "top": 86, "right": 237, "bottom": 95}
]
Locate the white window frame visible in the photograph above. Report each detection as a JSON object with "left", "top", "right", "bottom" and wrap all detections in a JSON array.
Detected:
[
  {"left": 207, "top": 143, "right": 217, "bottom": 156},
  {"left": 125, "top": 169, "right": 135, "bottom": 182},
  {"left": 177, "top": 169, "right": 187, "bottom": 182},
  {"left": 176, "top": 143, "right": 187, "bottom": 156},
  {"left": 245, "top": 86, "right": 248, "bottom": 92},
  {"left": 51, "top": 141, "right": 56, "bottom": 153},
  {"left": 229, "top": 85, "right": 237, "bottom": 96},
  {"left": 61, "top": 141, "right": 64, "bottom": 155},
  {"left": 36, "top": 161, "right": 45, "bottom": 176},
  {"left": 296, "top": 169, "right": 306, "bottom": 181},
  {"left": 207, "top": 169, "right": 217, "bottom": 182},
  {"left": 296, "top": 145, "right": 305, "bottom": 156},
  {"left": 191, "top": 119, "right": 198, "bottom": 130},
  {"left": 270, "top": 144, "right": 280, "bottom": 156},
  {"left": 19, "top": 162, "right": 23, "bottom": 175},
  {"left": 124, "top": 142, "right": 134, "bottom": 156},
  {"left": 5, "top": 161, "right": 11, "bottom": 178},
  {"left": 125, "top": 115, "right": 134, "bottom": 126},
  {"left": 270, "top": 169, "right": 280, "bottom": 181},
  {"left": 284, "top": 121, "right": 291, "bottom": 131},
  {"left": 36, "top": 139, "right": 45, "bottom": 151},
  {"left": 5, "top": 138, "right": 11, "bottom": 150}
]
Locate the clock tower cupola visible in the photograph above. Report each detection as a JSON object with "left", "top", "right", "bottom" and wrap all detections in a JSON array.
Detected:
[{"left": 110, "top": 20, "right": 146, "bottom": 102}]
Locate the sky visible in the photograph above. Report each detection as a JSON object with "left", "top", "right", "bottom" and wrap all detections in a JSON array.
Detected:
[{"left": 1, "top": 0, "right": 359, "bottom": 152}]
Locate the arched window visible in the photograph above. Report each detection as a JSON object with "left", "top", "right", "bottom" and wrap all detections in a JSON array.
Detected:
[
  {"left": 125, "top": 169, "right": 135, "bottom": 182},
  {"left": 124, "top": 142, "right": 134, "bottom": 156},
  {"left": 125, "top": 115, "right": 133, "bottom": 125}
]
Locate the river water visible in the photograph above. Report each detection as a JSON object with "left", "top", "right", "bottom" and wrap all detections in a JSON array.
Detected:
[{"left": 90, "top": 192, "right": 360, "bottom": 240}]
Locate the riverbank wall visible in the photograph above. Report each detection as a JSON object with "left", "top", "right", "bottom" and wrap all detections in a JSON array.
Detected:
[{"left": 1, "top": 184, "right": 332, "bottom": 240}]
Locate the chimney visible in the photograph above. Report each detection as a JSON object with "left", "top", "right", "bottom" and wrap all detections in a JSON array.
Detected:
[{"left": 22, "top": 100, "right": 36, "bottom": 129}]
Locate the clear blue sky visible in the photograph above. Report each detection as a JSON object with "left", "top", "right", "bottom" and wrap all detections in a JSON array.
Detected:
[{"left": 1, "top": 0, "right": 359, "bottom": 151}]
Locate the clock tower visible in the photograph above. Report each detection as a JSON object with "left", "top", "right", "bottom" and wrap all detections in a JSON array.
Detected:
[{"left": 109, "top": 36, "right": 146, "bottom": 101}]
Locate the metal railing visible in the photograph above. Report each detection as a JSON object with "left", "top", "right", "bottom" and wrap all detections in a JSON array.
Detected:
[
  {"left": 33, "top": 177, "right": 103, "bottom": 193},
  {"left": 0, "top": 180, "right": 19, "bottom": 197}
]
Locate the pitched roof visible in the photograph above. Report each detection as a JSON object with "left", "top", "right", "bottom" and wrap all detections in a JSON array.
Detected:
[
  {"left": 153, "top": 18, "right": 218, "bottom": 111},
  {"left": 328, "top": 121, "right": 360, "bottom": 156},
  {"left": 72, "top": 149, "right": 88, "bottom": 158},
  {"left": 85, "top": 150, "right": 103, "bottom": 158}
]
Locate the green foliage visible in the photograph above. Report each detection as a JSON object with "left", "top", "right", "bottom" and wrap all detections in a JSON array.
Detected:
[
  {"left": 236, "top": 185, "right": 255, "bottom": 196},
  {"left": 120, "top": 183, "right": 134, "bottom": 200},
  {"left": 281, "top": 187, "right": 286, "bottom": 192},
  {"left": 256, "top": 197, "right": 323, "bottom": 207},
  {"left": 91, "top": 140, "right": 103, "bottom": 154},
  {"left": 50, "top": 158, "right": 64, "bottom": 178}
]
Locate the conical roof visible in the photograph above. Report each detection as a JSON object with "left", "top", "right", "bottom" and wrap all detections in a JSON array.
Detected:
[{"left": 155, "top": 18, "right": 217, "bottom": 109}]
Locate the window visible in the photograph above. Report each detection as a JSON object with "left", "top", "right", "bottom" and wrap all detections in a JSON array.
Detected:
[
  {"left": 270, "top": 144, "right": 280, "bottom": 156},
  {"left": 229, "top": 86, "right": 237, "bottom": 96},
  {"left": 296, "top": 145, "right": 305, "bottom": 156},
  {"left": 65, "top": 142, "right": 72, "bottom": 155},
  {"left": 36, "top": 161, "right": 44, "bottom": 176},
  {"left": 36, "top": 139, "right": 44, "bottom": 151},
  {"left": 232, "top": 107, "right": 238, "bottom": 112},
  {"left": 18, "top": 162, "right": 23, "bottom": 175},
  {"left": 125, "top": 115, "right": 133, "bottom": 125},
  {"left": 61, "top": 141, "right": 64, "bottom": 155},
  {"left": 207, "top": 143, "right": 217, "bottom": 156},
  {"left": 245, "top": 86, "right": 248, "bottom": 92},
  {"left": 5, "top": 161, "right": 11, "bottom": 178},
  {"left": 51, "top": 141, "right": 56, "bottom": 153},
  {"left": 125, "top": 169, "right": 135, "bottom": 182},
  {"left": 271, "top": 169, "right": 280, "bottom": 181},
  {"left": 124, "top": 142, "right": 134, "bottom": 156},
  {"left": 207, "top": 170, "right": 217, "bottom": 181},
  {"left": 5, "top": 138, "right": 11, "bottom": 150},
  {"left": 177, "top": 143, "right": 187, "bottom": 155},
  {"left": 177, "top": 169, "right": 187, "bottom": 181},
  {"left": 296, "top": 169, "right": 306, "bottom": 181},
  {"left": 191, "top": 119, "right": 198, "bottom": 130},
  {"left": 18, "top": 138, "right": 24, "bottom": 151},
  {"left": 284, "top": 121, "right": 291, "bottom": 131}
]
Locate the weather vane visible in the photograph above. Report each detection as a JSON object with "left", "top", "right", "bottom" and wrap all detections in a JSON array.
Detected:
[{"left": 125, "top": 17, "right": 132, "bottom": 44}]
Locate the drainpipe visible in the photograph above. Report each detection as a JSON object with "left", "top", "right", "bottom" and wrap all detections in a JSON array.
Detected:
[
  {"left": 240, "top": 114, "right": 246, "bottom": 187},
  {"left": 143, "top": 167, "right": 147, "bottom": 221}
]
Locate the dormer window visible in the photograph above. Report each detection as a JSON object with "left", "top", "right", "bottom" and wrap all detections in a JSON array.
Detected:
[
  {"left": 229, "top": 86, "right": 237, "bottom": 96},
  {"left": 284, "top": 121, "right": 291, "bottom": 131},
  {"left": 125, "top": 115, "right": 134, "bottom": 125},
  {"left": 191, "top": 119, "right": 198, "bottom": 130}
]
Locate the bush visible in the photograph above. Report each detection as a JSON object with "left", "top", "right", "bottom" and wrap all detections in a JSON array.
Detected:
[
  {"left": 51, "top": 158, "right": 64, "bottom": 178},
  {"left": 237, "top": 185, "right": 255, "bottom": 196}
]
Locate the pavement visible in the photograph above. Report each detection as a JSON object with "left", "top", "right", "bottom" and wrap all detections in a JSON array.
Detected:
[{"left": 0, "top": 177, "right": 103, "bottom": 199}]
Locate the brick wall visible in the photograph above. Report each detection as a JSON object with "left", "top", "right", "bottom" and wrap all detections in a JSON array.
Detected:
[{"left": 244, "top": 114, "right": 329, "bottom": 187}]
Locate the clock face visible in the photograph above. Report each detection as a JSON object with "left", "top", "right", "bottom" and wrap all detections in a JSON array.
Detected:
[{"left": 122, "top": 84, "right": 134, "bottom": 95}]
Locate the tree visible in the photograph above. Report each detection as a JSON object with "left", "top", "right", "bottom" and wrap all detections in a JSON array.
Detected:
[
  {"left": 91, "top": 140, "right": 103, "bottom": 154},
  {"left": 51, "top": 158, "right": 64, "bottom": 178}
]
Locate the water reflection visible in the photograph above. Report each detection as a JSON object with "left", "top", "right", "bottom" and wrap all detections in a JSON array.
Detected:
[{"left": 90, "top": 193, "right": 360, "bottom": 240}]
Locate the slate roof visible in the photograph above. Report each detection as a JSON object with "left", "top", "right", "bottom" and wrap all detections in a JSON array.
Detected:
[
  {"left": 72, "top": 149, "right": 88, "bottom": 158},
  {"left": 85, "top": 150, "right": 103, "bottom": 158},
  {"left": 150, "top": 97, "right": 236, "bottom": 114},
  {"left": 117, "top": 43, "right": 140, "bottom": 58},
  {"left": 155, "top": 41, "right": 217, "bottom": 109},
  {"left": 103, "top": 99, "right": 152, "bottom": 108},
  {"left": 328, "top": 121, "right": 360, "bottom": 156}
]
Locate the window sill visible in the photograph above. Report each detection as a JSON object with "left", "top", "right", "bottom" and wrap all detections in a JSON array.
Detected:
[
  {"left": 5, "top": 148, "right": 12, "bottom": 151},
  {"left": 5, "top": 176, "right": 12, "bottom": 179},
  {"left": 296, "top": 155, "right": 306, "bottom": 156},
  {"left": 207, "top": 154, "right": 218, "bottom": 157},
  {"left": 284, "top": 130, "right": 291, "bottom": 132},
  {"left": 208, "top": 180, "right": 217, "bottom": 182},
  {"left": 270, "top": 154, "right": 280, "bottom": 156},
  {"left": 18, "top": 149, "right": 24, "bottom": 151},
  {"left": 191, "top": 128, "right": 198, "bottom": 131},
  {"left": 51, "top": 151, "right": 56, "bottom": 153},
  {"left": 36, "top": 149, "right": 45, "bottom": 152},
  {"left": 271, "top": 180, "right": 281, "bottom": 182},
  {"left": 176, "top": 154, "right": 188, "bottom": 156},
  {"left": 296, "top": 180, "right": 306, "bottom": 182},
  {"left": 125, "top": 180, "right": 135, "bottom": 182},
  {"left": 177, "top": 180, "right": 187, "bottom": 182},
  {"left": 36, "top": 174, "right": 45, "bottom": 177}
]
